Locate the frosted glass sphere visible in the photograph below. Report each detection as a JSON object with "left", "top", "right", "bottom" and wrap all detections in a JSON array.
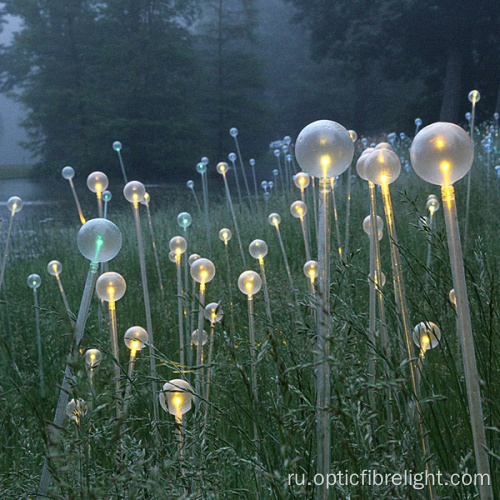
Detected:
[
  {"left": 465, "top": 112, "right": 471, "bottom": 121},
  {"left": 229, "top": 127, "right": 238, "bottom": 137},
  {"left": 249, "top": 158, "right": 256, "bottom": 166},
  {"left": 272, "top": 169, "right": 278, "bottom": 177},
  {"left": 415, "top": 118, "right": 422, "bottom": 127},
  {"left": 177, "top": 212, "right": 192, "bottom": 229},
  {"left": 284, "top": 135, "right": 292, "bottom": 145},
  {"left": 410, "top": 122, "right": 473, "bottom": 186},
  {"left": 282, "top": 145, "right": 289, "bottom": 153},
  {"left": 124, "top": 326, "right": 148, "bottom": 351},
  {"left": 274, "top": 149, "right": 280, "bottom": 157},
  {"left": 249, "top": 239, "right": 268, "bottom": 259},
  {"left": 196, "top": 162, "right": 206, "bottom": 174},
  {"left": 268, "top": 181, "right": 274, "bottom": 189},
  {"left": 368, "top": 272, "right": 386, "bottom": 288},
  {"left": 188, "top": 253, "right": 200, "bottom": 266},
  {"left": 295, "top": 120, "right": 354, "bottom": 178},
  {"left": 355, "top": 148, "right": 374, "bottom": 181},
  {"left": 205, "top": 302, "right": 223, "bottom": 323},
  {"left": 495, "top": 112, "right": 499, "bottom": 121},
  {"left": 169, "top": 236, "right": 187, "bottom": 256},
  {"left": 123, "top": 181, "right": 146, "bottom": 203},
  {"left": 362, "top": 215, "right": 384, "bottom": 236},
  {"left": 412, "top": 321, "right": 441, "bottom": 351},
  {"left": 238, "top": 270, "right": 262, "bottom": 297},
  {"left": 294, "top": 172, "right": 310, "bottom": 189},
  {"left": 7, "top": 196, "right": 23, "bottom": 213},
  {"left": 84, "top": 348, "right": 102, "bottom": 368},
  {"left": 228, "top": 152, "right": 236, "bottom": 162},
  {"left": 27, "top": 274, "right": 41, "bottom": 289},
  {"left": 399, "top": 133, "right": 406, "bottom": 140},
  {"left": 187, "top": 180, "right": 194, "bottom": 189},
  {"left": 449, "top": 289, "right": 456, "bottom": 307},
  {"left": 290, "top": 200, "right": 307, "bottom": 218},
  {"left": 268, "top": 213, "right": 281, "bottom": 227},
  {"left": 364, "top": 148, "right": 401, "bottom": 185},
  {"left": 140, "top": 192, "right": 150, "bottom": 206},
  {"left": 87, "top": 171, "right": 108, "bottom": 193},
  {"left": 62, "top": 166, "right": 75, "bottom": 180},
  {"left": 190, "top": 258, "right": 215, "bottom": 284},
  {"left": 349, "top": 130, "right": 358, "bottom": 142},
  {"left": 168, "top": 251, "right": 176, "bottom": 263},
  {"left": 426, "top": 195, "right": 440, "bottom": 212},
  {"left": 112, "top": 141, "right": 122, "bottom": 152},
  {"left": 102, "top": 190, "right": 112, "bottom": 202},
  {"left": 77, "top": 218, "right": 122, "bottom": 263},
  {"left": 47, "top": 260, "right": 62, "bottom": 276},
  {"left": 96, "top": 272, "right": 126, "bottom": 302},
  {"left": 66, "top": 398, "right": 87, "bottom": 422},
  {"left": 216, "top": 162, "right": 228, "bottom": 174},
  {"left": 191, "top": 329, "right": 208, "bottom": 346},
  {"left": 159, "top": 379, "right": 194, "bottom": 416},
  {"left": 261, "top": 181, "right": 268, "bottom": 190},
  {"left": 201, "top": 157, "right": 209, "bottom": 166},
  {"left": 468, "top": 90, "right": 480, "bottom": 103},
  {"left": 286, "top": 154, "right": 292, "bottom": 162},
  {"left": 303, "top": 260, "right": 318, "bottom": 280},
  {"left": 375, "top": 142, "right": 393, "bottom": 151},
  {"left": 219, "top": 228, "right": 232, "bottom": 242}
]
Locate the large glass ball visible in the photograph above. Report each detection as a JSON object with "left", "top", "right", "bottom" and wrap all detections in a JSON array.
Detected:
[
  {"left": 87, "top": 171, "right": 109, "bottom": 194},
  {"left": 219, "top": 228, "right": 232, "bottom": 243},
  {"left": 84, "top": 348, "right": 102, "bottom": 368},
  {"left": 62, "top": 166, "right": 75, "bottom": 180},
  {"left": 294, "top": 172, "right": 310, "bottom": 189},
  {"left": 238, "top": 270, "right": 262, "bottom": 297},
  {"left": 191, "top": 329, "right": 208, "bottom": 346},
  {"left": 47, "top": 260, "right": 62, "bottom": 276},
  {"left": 188, "top": 254, "right": 201, "bottom": 266},
  {"left": 169, "top": 236, "right": 187, "bottom": 256},
  {"left": 27, "top": 274, "right": 41, "bottom": 289},
  {"left": 7, "top": 196, "right": 23, "bottom": 213},
  {"left": 355, "top": 148, "right": 374, "bottom": 181},
  {"left": 177, "top": 212, "right": 192, "bottom": 230},
  {"left": 410, "top": 122, "right": 473, "bottom": 186},
  {"left": 96, "top": 272, "right": 126, "bottom": 302},
  {"left": 112, "top": 141, "right": 122, "bottom": 152},
  {"left": 364, "top": 148, "right": 401, "bottom": 186},
  {"left": 290, "top": 200, "right": 307, "bottom": 218},
  {"left": 303, "top": 260, "right": 318, "bottom": 280},
  {"left": 268, "top": 213, "right": 281, "bottom": 227},
  {"left": 412, "top": 321, "right": 441, "bottom": 351},
  {"left": 77, "top": 218, "right": 122, "bottom": 263},
  {"left": 124, "top": 326, "right": 148, "bottom": 351},
  {"left": 123, "top": 181, "right": 146, "bottom": 203},
  {"left": 249, "top": 239, "right": 268, "bottom": 259},
  {"left": 295, "top": 120, "right": 354, "bottom": 178},
  {"left": 190, "top": 258, "right": 215, "bottom": 284},
  {"left": 216, "top": 162, "right": 228, "bottom": 175},
  {"left": 362, "top": 215, "right": 384, "bottom": 236},
  {"left": 159, "top": 379, "right": 194, "bottom": 416},
  {"left": 205, "top": 302, "right": 223, "bottom": 323}
]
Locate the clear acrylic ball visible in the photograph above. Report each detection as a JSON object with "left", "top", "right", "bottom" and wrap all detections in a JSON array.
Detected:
[
  {"left": 112, "top": 141, "right": 122, "bottom": 152},
  {"left": 140, "top": 192, "right": 150, "bottom": 206},
  {"left": 426, "top": 195, "right": 440, "bottom": 212},
  {"left": 412, "top": 321, "right": 441, "bottom": 351},
  {"left": 102, "top": 190, "right": 112, "bottom": 202},
  {"left": 415, "top": 118, "right": 422, "bottom": 127},
  {"left": 249, "top": 239, "right": 268, "bottom": 259},
  {"left": 191, "top": 329, "right": 208, "bottom": 346},
  {"left": 238, "top": 270, "right": 262, "bottom": 297},
  {"left": 177, "top": 212, "right": 192, "bottom": 229},
  {"left": 77, "top": 218, "right": 122, "bottom": 263},
  {"left": 294, "top": 172, "right": 310, "bottom": 189},
  {"left": 196, "top": 162, "right": 206, "bottom": 174},
  {"left": 290, "top": 200, "right": 307, "bottom": 218},
  {"left": 219, "top": 228, "right": 232, "bottom": 242},
  {"left": 190, "top": 258, "right": 215, "bottom": 284},
  {"left": 468, "top": 90, "right": 480, "bottom": 103},
  {"left": 47, "top": 260, "right": 62, "bottom": 276},
  {"left": 216, "top": 162, "right": 228, "bottom": 174},
  {"left": 362, "top": 215, "right": 384, "bottom": 236},
  {"left": 228, "top": 152, "right": 236, "bottom": 162},
  {"left": 286, "top": 154, "right": 292, "bottom": 162},
  {"left": 188, "top": 253, "right": 201, "bottom": 266},
  {"left": 84, "top": 348, "right": 102, "bottom": 368},
  {"left": 284, "top": 135, "right": 292, "bottom": 145},
  {"left": 282, "top": 145, "right": 289, "bottom": 153},
  {"left": 295, "top": 120, "right": 354, "bottom": 178},
  {"left": 187, "top": 180, "right": 194, "bottom": 189},
  {"left": 268, "top": 213, "right": 281, "bottom": 227},
  {"left": 274, "top": 149, "right": 280, "bottom": 157},
  {"left": 272, "top": 169, "right": 278, "bottom": 176},
  {"left": 205, "top": 302, "right": 223, "bottom": 323},
  {"left": 62, "top": 166, "right": 75, "bottom": 180},
  {"left": 7, "top": 196, "right": 23, "bottom": 213},
  {"left": 123, "top": 181, "right": 146, "bottom": 203},
  {"left": 96, "top": 272, "right": 126, "bottom": 302},
  {"left": 303, "top": 260, "right": 318, "bottom": 280},
  {"left": 168, "top": 251, "right": 176, "bottom": 263},
  {"left": 87, "top": 171, "right": 109, "bottom": 193},
  {"left": 249, "top": 158, "right": 256, "bottom": 166},
  {"left": 449, "top": 289, "right": 456, "bottom": 307},
  {"left": 27, "top": 274, "right": 41, "bottom": 289},
  {"left": 365, "top": 148, "right": 401, "bottom": 185},
  {"left": 159, "top": 379, "right": 194, "bottom": 416},
  {"left": 375, "top": 142, "right": 393, "bottom": 151},
  {"left": 124, "top": 326, "right": 148, "bottom": 351},
  {"left": 261, "top": 181, "right": 268, "bottom": 190},
  {"left": 410, "top": 122, "right": 473, "bottom": 186},
  {"left": 494, "top": 112, "right": 499, "bottom": 121},
  {"left": 169, "top": 236, "right": 187, "bottom": 256},
  {"left": 269, "top": 181, "right": 274, "bottom": 189},
  {"left": 349, "top": 130, "right": 358, "bottom": 142},
  {"left": 201, "top": 157, "right": 209, "bottom": 166},
  {"left": 229, "top": 127, "right": 238, "bottom": 137},
  {"left": 355, "top": 148, "right": 374, "bottom": 181}
]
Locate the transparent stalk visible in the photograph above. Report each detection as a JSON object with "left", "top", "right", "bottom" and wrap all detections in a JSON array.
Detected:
[
  {"left": 145, "top": 202, "right": 165, "bottom": 301},
  {"left": 222, "top": 173, "right": 246, "bottom": 266},
  {"left": 201, "top": 172, "right": 212, "bottom": 254},
  {"left": 274, "top": 225, "right": 293, "bottom": 289},
  {"left": 234, "top": 135, "right": 252, "bottom": 199},
  {"left": 116, "top": 150, "right": 129, "bottom": 184},
  {"left": 176, "top": 255, "right": 185, "bottom": 368},
  {"left": 195, "top": 283, "right": 206, "bottom": 411},
  {"left": 300, "top": 216, "right": 311, "bottom": 261},
  {"left": 34, "top": 288, "right": 45, "bottom": 400},
  {"left": 464, "top": 97, "right": 478, "bottom": 251},
  {"left": 230, "top": 159, "right": 243, "bottom": 205},
  {"left": 108, "top": 300, "right": 121, "bottom": 419},
  {"left": 0, "top": 211, "right": 15, "bottom": 291},
  {"left": 331, "top": 178, "right": 342, "bottom": 259},
  {"left": 68, "top": 178, "right": 86, "bottom": 225},
  {"left": 344, "top": 164, "right": 353, "bottom": 257}
]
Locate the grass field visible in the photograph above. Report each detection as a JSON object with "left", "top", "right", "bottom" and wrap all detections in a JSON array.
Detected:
[{"left": 0, "top": 130, "right": 499, "bottom": 499}]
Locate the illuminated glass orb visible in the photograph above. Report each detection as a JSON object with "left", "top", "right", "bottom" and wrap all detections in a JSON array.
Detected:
[
  {"left": 216, "top": 162, "right": 228, "bottom": 175},
  {"left": 294, "top": 172, "right": 310, "bottom": 189},
  {"left": 268, "top": 213, "right": 281, "bottom": 227},
  {"left": 169, "top": 236, "right": 188, "bottom": 256},
  {"left": 188, "top": 253, "right": 201, "bottom": 266},
  {"left": 205, "top": 302, "right": 223, "bottom": 323},
  {"left": 27, "top": 274, "right": 41, "bottom": 289},
  {"left": 228, "top": 152, "right": 236, "bottom": 162},
  {"left": 449, "top": 289, "right": 456, "bottom": 307},
  {"left": 362, "top": 215, "right": 384, "bottom": 237},
  {"left": 282, "top": 145, "right": 289, "bottom": 153},
  {"left": 249, "top": 158, "right": 256, "bottom": 166},
  {"left": 368, "top": 272, "right": 386, "bottom": 288},
  {"left": 261, "top": 181, "right": 268, "bottom": 190},
  {"left": 290, "top": 200, "right": 307, "bottom": 218},
  {"left": 124, "top": 326, "right": 148, "bottom": 351},
  {"left": 190, "top": 258, "right": 215, "bottom": 284},
  {"left": 272, "top": 169, "right": 278, "bottom": 177},
  {"left": 349, "top": 130, "right": 358, "bottom": 142},
  {"left": 284, "top": 135, "right": 292, "bottom": 145},
  {"left": 159, "top": 379, "right": 194, "bottom": 416},
  {"left": 494, "top": 112, "right": 499, "bottom": 121},
  {"left": 196, "top": 162, "right": 206, "bottom": 174},
  {"left": 123, "top": 181, "right": 146, "bottom": 203},
  {"left": 400, "top": 133, "right": 406, "bottom": 140},
  {"left": 77, "top": 218, "right": 122, "bottom": 263},
  {"left": 412, "top": 321, "right": 441, "bottom": 351},
  {"left": 96, "top": 272, "right": 126, "bottom": 302},
  {"left": 112, "top": 141, "right": 122, "bottom": 152},
  {"left": 426, "top": 195, "right": 440, "bottom": 212},
  {"left": 375, "top": 142, "right": 393, "bottom": 151},
  {"left": 410, "top": 122, "right": 473, "bottom": 186},
  {"left": 229, "top": 127, "right": 238, "bottom": 137},
  {"left": 7, "top": 196, "right": 23, "bottom": 213},
  {"left": 102, "top": 190, "right": 112, "bottom": 202},
  {"left": 238, "top": 270, "right": 262, "bottom": 297},
  {"left": 274, "top": 149, "right": 280, "bottom": 157},
  {"left": 219, "top": 228, "right": 232, "bottom": 243},
  {"left": 286, "top": 154, "right": 292, "bottom": 162},
  {"left": 66, "top": 398, "right": 87, "bottom": 422},
  {"left": 355, "top": 148, "right": 374, "bottom": 181},
  {"left": 364, "top": 148, "right": 401, "bottom": 186},
  {"left": 140, "top": 192, "right": 150, "bottom": 206},
  {"left": 61, "top": 166, "right": 75, "bottom": 180},
  {"left": 295, "top": 120, "right": 354, "bottom": 178},
  {"left": 177, "top": 212, "right": 192, "bottom": 230},
  {"left": 468, "top": 90, "right": 480, "bottom": 103},
  {"left": 168, "top": 251, "right": 176, "bottom": 263},
  {"left": 191, "top": 329, "right": 208, "bottom": 346},
  {"left": 47, "top": 260, "right": 62, "bottom": 276},
  {"left": 187, "top": 180, "right": 194, "bottom": 189},
  {"left": 201, "top": 157, "right": 209, "bottom": 166},
  {"left": 269, "top": 181, "right": 274, "bottom": 189},
  {"left": 87, "top": 171, "right": 109, "bottom": 194},
  {"left": 415, "top": 118, "right": 422, "bottom": 127},
  {"left": 249, "top": 239, "right": 268, "bottom": 259},
  {"left": 84, "top": 348, "right": 102, "bottom": 368},
  {"left": 303, "top": 260, "right": 318, "bottom": 281}
]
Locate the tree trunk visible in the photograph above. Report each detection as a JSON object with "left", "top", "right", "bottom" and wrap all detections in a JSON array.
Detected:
[{"left": 439, "top": 45, "right": 463, "bottom": 123}]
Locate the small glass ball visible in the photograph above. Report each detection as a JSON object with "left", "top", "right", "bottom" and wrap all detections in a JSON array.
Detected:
[
  {"left": 290, "top": 200, "right": 307, "bottom": 218},
  {"left": 273, "top": 149, "right": 280, "bottom": 157},
  {"left": 159, "top": 379, "right": 194, "bottom": 416},
  {"left": 169, "top": 236, "right": 188, "bottom": 256},
  {"left": 286, "top": 154, "right": 292, "bottom": 162},
  {"left": 124, "top": 326, "right": 148, "bottom": 351},
  {"left": 268, "top": 181, "right": 274, "bottom": 189},
  {"left": 295, "top": 120, "right": 354, "bottom": 178},
  {"left": 272, "top": 169, "right": 278, "bottom": 177},
  {"left": 294, "top": 172, "right": 310, "bottom": 189},
  {"left": 216, "top": 162, "right": 228, "bottom": 174},
  {"left": 84, "top": 348, "right": 102, "bottom": 368},
  {"left": 187, "top": 180, "right": 194, "bottom": 189},
  {"left": 375, "top": 142, "right": 393, "bottom": 151},
  {"left": 494, "top": 112, "right": 499, "bottom": 121},
  {"left": 77, "top": 218, "right": 122, "bottom": 263},
  {"left": 47, "top": 260, "right": 62, "bottom": 276},
  {"left": 412, "top": 321, "right": 441, "bottom": 351},
  {"left": 140, "top": 192, "right": 150, "bottom": 206},
  {"left": 191, "top": 329, "right": 208, "bottom": 346},
  {"left": 205, "top": 302, "right": 223, "bottom": 323},
  {"left": 468, "top": 90, "right": 480, "bottom": 103},
  {"left": 238, "top": 270, "right": 262, "bottom": 297},
  {"left": 282, "top": 145, "right": 289, "bottom": 153},
  {"left": 66, "top": 398, "right": 87, "bottom": 422},
  {"left": 364, "top": 148, "right": 401, "bottom": 185},
  {"left": 303, "top": 260, "right": 318, "bottom": 280},
  {"left": 188, "top": 253, "right": 201, "bottom": 266},
  {"left": 249, "top": 158, "right": 256, "bottom": 166},
  {"left": 426, "top": 195, "right": 440, "bottom": 212},
  {"left": 410, "top": 122, "right": 473, "bottom": 186},
  {"left": 261, "top": 181, "right": 268, "bottom": 190},
  {"left": 449, "top": 289, "right": 456, "bottom": 307},
  {"left": 112, "top": 141, "right": 122, "bottom": 152},
  {"left": 190, "top": 258, "right": 215, "bottom": 284},
  {"left": 415, "top": 118, "right": 422, "bottom": 127},
  {"left": 102, "top": 190, "right": 112, "bottom": 202},
  {"left": 399, "top": 133, "right": 406, "bottom": 140},
  {"left": 249, "top": 239, "right": 268, "bottom": 259},
  {"left": 219, "top": 228, "right": 232, "bottom": 242},
  {"left": 362, "top": 215, "right": 384, "bottom": 236},
  {"left": 268, "top": 213, "right": 281, "bottom": 227},
  {"left": 62, "top": 166, "right": 75, "bottom": 180},
  {"left": 229, "top": 127, "right": 238, "bottom": 137},
  {"left": 349, "top": 130, "right": 358, "bottom": 142},
  {"left": 168, "top": 251, "right": 176, "bottom": 263},
  {"left": 284, "top": 135, "right": 292, "bottom": 145},
  {"left": 196, "top": 162, "right": 206, "bottom": 174},
  {"left": 123, "top": 181, "right": 146, "bottom": 203},
  {"left": 27, "top": 273, "right": 41, "bottom": 289},
  {"left": 96, "top": 272, "right": 126, "bottom": 302},
  {"left": 177, "top": 212, "right": 192, "bottom": 229},
  {"left": 228, "top": 152, "right": 237, "bottom": 162},
  {"left": 355, "top": 148, "right": 374, "bottom": 181},
  {"left": 87, "top": 171, "right": 109, "bottom": 194},
  {"left": 465, "top": 112, "right": 471, "bottom": 121},
  {"left": 7, "top": 196, "right": 23, "bottom": 213},
  {"left": 201, "top": 157, "right": 209, "bottom": 166}
]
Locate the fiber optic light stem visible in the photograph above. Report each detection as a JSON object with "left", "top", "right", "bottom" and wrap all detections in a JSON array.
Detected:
[
  {"left": 108, "top": 297, "right": 121, "bottom": 418},
  {"left": 201, "top": 172, "right": 212, "bottom": 253},
  {"left": 145, "top": 200, "right": 165, "bottom": 301},
  {"left": 195, "top": 282, "right": 206, "bottom": 410},
  {"left": 464, "top": 94, "right": 478, "bottom": 251},
  {"left": 0, "top": 211, "right": 15, "bottom": 291},
  {"left": 34, "top": 287, "right": 45, "bottom": 400},
  {"left": 176, "top": 255, "right": 185, "bottom": 368},
  {"left": 331, "top": 178, "right": 342, "bottom": 259},
  {"left": 344, "top": 164, "right": 353, "bottom": 257},
  {"left": 222, "top": 172, "right": 246, "bottom": 266},
  {"left": 274, "top": 224, "right": 293, "bottom": 289},
  {"left": 234, "top": 135, "right": 252, "bottom": 199},
  {"left": 68, "top": 178, "right": 86, "bottom": 225},
  {"left": 116, "top": 149, "right": 128, "bottom": 184}
]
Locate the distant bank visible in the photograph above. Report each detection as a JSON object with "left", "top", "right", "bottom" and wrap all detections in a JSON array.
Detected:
[{"left": 0, "top": 164, "right": 35, "bottom": 179}]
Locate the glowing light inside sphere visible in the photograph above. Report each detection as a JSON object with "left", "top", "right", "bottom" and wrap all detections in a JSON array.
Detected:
[
  {"left": 123, "top": 181, "right": 146, "bottom": 204},
  {"left": 47, "top": 260, "right": 62, "bottom": 276},
  {"left": 205, "top": 302, "right": 223, "bottom": 323},
  {"left": 364, "top": 148, "right": 401, "bottom": 186},
  {"left": 190, "top": 258, "right": 215, "bottom": 284},
  {"left": 267, "top": 213, "right": 281, "bottom": 227},
  {"left": 249, "top": 239, "right": 268, "bottom": 260},
  {"left": 86, "top": 171, "right": 109, "bottom": 194},
  {"left": 219, "top": 228, "right": 232, "bottom": 243},
  {"left": 169, "top": 236, "right": 188, "bottom": 256},
  {"left": 96, "top": 272, "right": 126, "bottom": 302},
  {"left": 84, "top": 348, "right": 102, "bottom": 368},
  {"left": 290, "top": 200, "right": 307, "bottom": 218},
  {"left": 27, "top": 273, "right": 41, "bottom": 290},
  {"left": 177, "top": 212, "right": 192, "bottom": 230},
  {"left": 412, "top": 321, "right": 441, "bottom": 351},
  {"left": 7, "top": 196, "right": 23, "bottom": 213},
  {"left": 124, "top": 326, "right": 148, "bottom": 351},
  {"left": 77, "top": 218, "right": 122, "bottom": 263},
  {"left": 238, "top": 270, "right": 262, "bottom": 297},
  {"left": 112, "top": 141, "right": 122, "bottom": 152},
  {"left": 159, "top": 379, "right": 194, "bottom": 416}
]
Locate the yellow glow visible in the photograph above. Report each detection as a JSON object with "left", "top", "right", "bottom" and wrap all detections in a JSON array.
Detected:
[
  {"left": 95, "top": 183, "right": 102, "bottom": 192},
  {"left": 52, "top": 264, "right": 58, "bottom": 271},
  {"left": 422, "top": 335, "right": 430, "bottom": 345},
  {"left": 380, "top": 174, "right": 388, "bottom": 184},
  {"left": 12, "top": 203, "right": 17, "bottom": 211},
  {"left": 201, "top": 270, "right": 208, "bottom": 280},
  {"left": 320, "top": 155, "right": 330, "bottom": 168},
  {"left": 90, "top": 353, "right": 95, "bottom": 361},
  {"left": 223, "top": 232, "right": 228, "bottom": 239},
  {"left": 175, "top": 248, "right": 182, "bottom": 255},
  {"left": 440, "top": 161, "right": 450, "bottom": 172},
  {"left": 107, "top": 286, "right": 115, "bottom": 298},
  {"left": 173, "top": 394, "right": 182, "bottom": 407},
  {"left": 297, "top": 207, "right": 303, "bottom": 214},
  {"left": 144, "top": 193, "right": 150, "bottom": 201},
  {"left": 272, "top": 218, "right": 278, "bottom": 226},
  {"left": 299, "top": 177, "right": 305, "bottom": 185},
  {"left": 80, "top": 215, "right": 86, "bottom": 225},
  {"left": 133, "top": 193, "right": 138, "bottom": 202},
  {"left": 436, "top": 139, "right": 445, "bottom": 149},
  {"left": 131, "top": 340, "right": 139, "bottom": 350},
  {"left": 309, "top": 269, "right": 316, "bottom": 279},
  {"left": 245, "top": 282, "right": 253, "bottom": 292}
]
